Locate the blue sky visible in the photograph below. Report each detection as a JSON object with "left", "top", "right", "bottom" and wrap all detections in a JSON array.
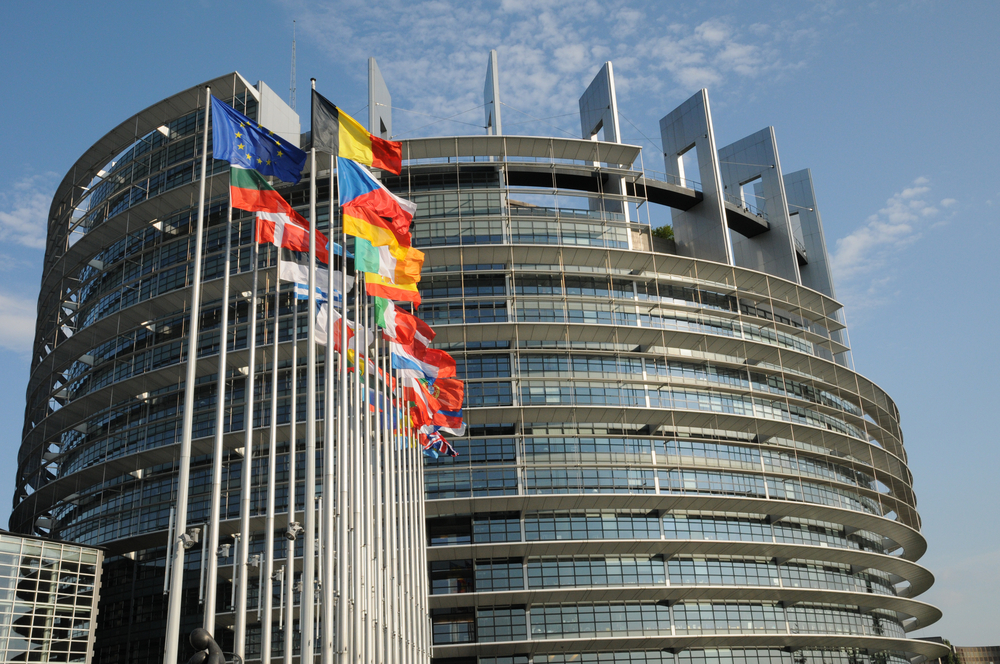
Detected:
[{"left": 1, "top": 0, "right": 996, "bottom": 645}]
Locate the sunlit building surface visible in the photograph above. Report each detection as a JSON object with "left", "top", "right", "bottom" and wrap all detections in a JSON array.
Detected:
[
  {"left": 0, "top": 530, "right": 102, "bottom": 663},
  {"left": 12, "top": 58, "right": 946, "bottom": 664}
]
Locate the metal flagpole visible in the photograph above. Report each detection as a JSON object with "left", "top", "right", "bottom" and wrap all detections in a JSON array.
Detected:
[
  {"left": 205, "top": 175, "right": 233, "bottom": 636},
  {"left": 315, "top": 494, "right": 323, "bottom": 645},
  {"left": 335, "top": 160, "right": 351, "bottom": 664},
  {"left": 389, "top": 368, "right": 401, "bottom": 664},
  {"left": 164, "top": 84, "right": 211, "bottom": 664},
  {"left": 400, "top": 382, "right": 413, "bottom": 664},
  {"left": 403, "top": 437, "right": 414, "bottom": 664},
  {"left": 381, "top": 344, "right": 392, "bottom": 662},
  {"left": 303, "top": 79, "right": 319, "bottom": 664},
  {"left": 415, "top": 428, "right": 430, "bottom": 663},
  {"left": 351, "top": 275, "right": 363, "bottom": 664},
  {"left": 412, "top": 422, "right": 423, "bottom": 664},
  {"left": 284, "top": 301, "right": 299, "bottom": 664},
  {"left": 409, "top": 437, "right": 420, "bottom": 664},
  {"left": 321, "top": 154, "right": 336, "bottom": 664},
  {"left": 234, "top": 214, "right": 260, "bottom": 660},
  {"left": 262, "top": 271, "right": 281, "bottom": 662},
  {"left": 371, "top": 319, "right": 383, "bottom": 664},
  {"left": 360, "top": 293, "right": 372, "bottom": 664},
  {"left": 404, "top": 437, "right": 413, "bottom": 664},
  {"left": 379, "top": 342, "right": 393, "bottom": 661},
  {"left": 363, "top": 298, "right": 375, "bottom": 664}
]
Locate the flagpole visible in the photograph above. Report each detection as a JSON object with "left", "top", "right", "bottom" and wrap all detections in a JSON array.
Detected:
[
  {"left": 204, "top": 173, "right": 233, "bottom": 636},
  {"left": 354, "top": 274, "right": 365, "bottom": 662},
  {"left": 412, "top": 421, "right": 423, "bottom": 664},
  {"left": 363, "top": 295, "right": 375, "bottom": 664},
  {"left": 395, "top": 377, "right": 407, "bottom": 664},
  {"left": 234, "top": 209, "right": 260, "bottom": 659},
  {"left": 322, "top": 154, "right": 336, "bottom": 664},
  {"left": 415, "top": 427, "right": 430, "bottom": 663},
  {"left": 371, "top": 316, "right": 386, "bottom": 662},
  {"left": 262, "top": 267, "right": 281, "bottom": 662},
  {"left": 361, "top": 287, "right": 372, "bottom": 664},
  {"left": 284, "top": 299, "right": 299, "bottom": 664},
  {"left": 401, "top": 382, "right": 413, "bottom": 664},
  {"left": 384, "top": 347, "right": 394, "bottom": 663},
  {"left": 303, "top": 78, "right": 320, "bottom": 664},
  {"left": 402, "top": 427, "right": 412, "bottom": 664},
  {"left": 164, "top": 84, "right": 211, "bottom": 664},
  {"left": 382, "top": 345, "right": 397, "bottom": 663},
  {"left": 335, "top": 158, "right": 351, "bottom": 664}
]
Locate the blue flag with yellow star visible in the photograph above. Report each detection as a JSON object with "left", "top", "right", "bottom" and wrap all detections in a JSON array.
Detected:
[{"left": 210, "top": 96, "right": 306, "bottom": 183}]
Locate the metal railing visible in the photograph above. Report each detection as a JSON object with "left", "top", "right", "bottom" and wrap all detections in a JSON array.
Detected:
[
  {"left": 640, "top": 168, "right": 702, "bottom": 192},
  {"left": 724, "top": 192, "right": 768, "bottom": 221}
]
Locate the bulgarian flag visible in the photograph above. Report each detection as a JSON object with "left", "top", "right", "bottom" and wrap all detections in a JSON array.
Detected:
[
  {"left": 374, "top": 297, "right": 434, "bottom": 347},
  {"left": 355, "top": 237, "right": 424, "bottom": 285},
  {"left": 231, "top": 165, "right": 331, "bottom": 264}
]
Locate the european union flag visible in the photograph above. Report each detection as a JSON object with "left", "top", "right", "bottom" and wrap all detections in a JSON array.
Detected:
[{"left": 210, "top": 96, "right": 307, "bottom": 183}]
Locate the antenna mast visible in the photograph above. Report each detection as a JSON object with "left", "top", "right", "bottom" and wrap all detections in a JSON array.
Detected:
[{"left": 290, "top": 21, "right": 297, "bottom": 110}]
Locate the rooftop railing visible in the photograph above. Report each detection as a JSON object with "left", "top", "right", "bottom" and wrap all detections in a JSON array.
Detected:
[
  {"left": 640, "top": 168, "right": 702, "bottom": 192},
  {"left": 724, "top": 192, "right": 768, "bottom": 221}
]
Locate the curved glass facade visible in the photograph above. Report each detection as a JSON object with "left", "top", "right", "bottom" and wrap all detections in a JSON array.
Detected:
[
  {"left": 399, "top": 141, "right": 936, "bottom": 663},
  {"left": 12, "top": 73, "right": 943, "bottom": 664}
]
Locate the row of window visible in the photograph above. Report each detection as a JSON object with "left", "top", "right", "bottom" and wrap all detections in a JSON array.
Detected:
[
  {"left": 76, "top": 95, "right": 254, "bottom": 235},
  {"left": 412, "top": 216, "right": 630, "bottom": 249},
  {"left": 430, "top": 555, "right": 895, "bottom": 596},
  {"left": 430, "top": 512, "right": 887, "bottom": 554},
  {"left": 478, "top": 650, "right": 910, "bottom": 664},
  {"left": 425, "top": 465, "right": 883, "bottom": 516},
  {"left": 432, "top": 602, "right": 905, "bottom": 644}
]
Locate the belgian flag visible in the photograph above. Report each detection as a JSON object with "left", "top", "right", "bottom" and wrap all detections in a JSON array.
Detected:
[{"left": 311, "top": 89, "right": 402, "bottom": 174}]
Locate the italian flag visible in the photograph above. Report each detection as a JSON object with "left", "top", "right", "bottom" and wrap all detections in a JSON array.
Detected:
[{"left": 374, "top": 297, "right": 434, "bottom": 347}]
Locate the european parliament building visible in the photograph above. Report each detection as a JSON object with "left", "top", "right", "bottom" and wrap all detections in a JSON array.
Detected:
[{"left": 12, "top": 56, "right": 946, "bottom": 664}]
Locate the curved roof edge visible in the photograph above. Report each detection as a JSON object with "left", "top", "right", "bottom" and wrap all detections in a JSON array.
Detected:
[
  {"left": 401, "top": 135, "right": 641, "bottom": 167},
  {"left": 49, "top": 72, "right": 257, "bottom": 235}
]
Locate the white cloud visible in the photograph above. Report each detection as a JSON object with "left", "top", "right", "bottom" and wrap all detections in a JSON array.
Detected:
[
  {"left": 831, "top": 177, "right": 956, "bottom": 311},
  {"left": 0, "top": 291, "right": 37, "bottom": 355},
  {"left": 0, "top": 173, "right": 55, "bottom": 250},
  {"left": 282, "top": 0, "right": 824, "bottom": 139}
]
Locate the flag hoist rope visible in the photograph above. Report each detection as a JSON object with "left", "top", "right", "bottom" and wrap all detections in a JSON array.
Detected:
[{"left": 164, "top": 84, "right": 211, "bottom": 664}]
